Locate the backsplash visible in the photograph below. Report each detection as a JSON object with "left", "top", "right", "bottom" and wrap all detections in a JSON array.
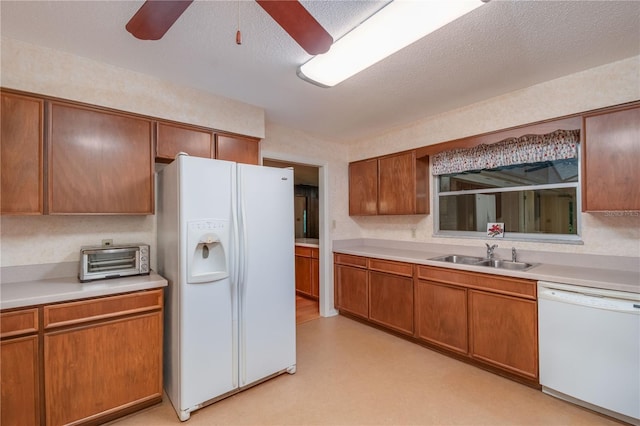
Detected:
[
  {"left": 351, "top": 213, "right": 640, "bottom": 258},
  {"left": 0, "top": 215, "right": 155, "bottom": 268}
]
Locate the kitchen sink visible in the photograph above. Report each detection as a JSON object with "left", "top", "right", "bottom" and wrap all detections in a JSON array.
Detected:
[
  {"left": 431, "top": 255, "right": 486, "bottom": 264},
  {"left": 430, "top": 255, "right": 537, "bottom": 271},
  {"left": 473, "top": 259, "right": 537, "bottom": 271}
]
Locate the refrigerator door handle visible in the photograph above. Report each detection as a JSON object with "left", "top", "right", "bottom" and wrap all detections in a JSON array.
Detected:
[
  {"left": 237, "top": 166, "right": 248, "bottom": 386},
  {"left": 231, "top": 166, "right": 240, "bottom": 389}
]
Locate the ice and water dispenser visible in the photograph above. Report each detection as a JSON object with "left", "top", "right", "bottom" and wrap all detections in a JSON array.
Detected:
[{"left": 187, "top": 219, "right": 230, "bottom": 283}]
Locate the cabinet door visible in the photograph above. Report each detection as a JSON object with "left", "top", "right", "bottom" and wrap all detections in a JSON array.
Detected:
[
  {"left": 349, "top": 159, "right": 378, "bottom": 215},
  {"left": 583, "top": 105, "right": 640, "bottom": 211},
  {"left": 369, "top": 271, "right": 413, "bottom": 335},
  {"left": 44, "top": 312, "right": 163, "bottom": 426},
  {"left": 0, "top": 335, "right": 40, "bottom": 426},
  {"left": 378, "top": 151, "right": 416, "bottom": 215},
  {"left": 415, "top": 280, "right": 468, "bottom": 354},
  {"left": 334, "top": 264, "right": 368, "bottom": 319},
  {"left": 156, "top": 121, "right": 213, "bottom": 162},
  {"left": 295, "top": 254, "right": 313, "bottom": 297},
  {"left": 469, "top": 290, "right": 538, "bottom": 380},
  {"left": 0, "top": 92, "right": 44, "bottom": 214},
  {"left": 216, "top": 134, "right": 259, "bottom": 165},
  {"left": 48, "top": 102, "right": 154, "bottom": 214},
  {"left": 311, "top": 249, "right": 319, "bottom": 298}
]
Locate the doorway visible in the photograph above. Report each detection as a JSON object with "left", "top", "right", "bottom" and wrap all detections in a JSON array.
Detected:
[{"left": 263, "top": 159, "right": 321, "bottom": 323}]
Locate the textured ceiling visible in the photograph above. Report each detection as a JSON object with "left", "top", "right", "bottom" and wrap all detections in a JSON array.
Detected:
[{"left": 1, "top": 1, "right": 639, "bottom": 143}]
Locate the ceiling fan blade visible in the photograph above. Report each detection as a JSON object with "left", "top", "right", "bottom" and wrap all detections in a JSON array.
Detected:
[
  {"left": 126, "top": 0, "right": 193, "bottom": 40},
  {"left": 256, "top": 0, "right": 333, "bottom": 55}
]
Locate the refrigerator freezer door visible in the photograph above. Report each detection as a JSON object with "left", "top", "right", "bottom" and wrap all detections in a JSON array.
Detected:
[
  {"left": 178, "top": 157, "right": 239, "bottom": 413},
  {"left": 237, "top": 164, "right": 296, "bottom": 387}
]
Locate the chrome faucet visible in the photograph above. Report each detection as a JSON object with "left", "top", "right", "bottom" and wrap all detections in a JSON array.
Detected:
[
  {"left": 512, "top": 247, "right": 517, "bottom": 262},
  {"left": 485, "top": 243, "right": 498, "bottom": 259}
]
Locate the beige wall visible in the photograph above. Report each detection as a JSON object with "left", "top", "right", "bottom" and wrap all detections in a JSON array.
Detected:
[
  {"left": 0, "top": 38, "right": 265, "bottom": 137},
  {"left": 1, "top": 35, "right": 638, "bottom": 268}
]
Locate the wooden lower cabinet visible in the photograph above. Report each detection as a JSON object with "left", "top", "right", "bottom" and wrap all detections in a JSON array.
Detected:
[
  {"left": 42, "top": 289, "right": 163, "bottom": 426},
  {"left": 295, "top": 254, "right": 313, "bottom": 296},
  {"left": 1, "top": 335, "right": 40, "bottom": 426},
  {"left": 469, "top": 290, "right": 538, "bottom": 380},
  {"left": 415, "top": 280, "right": 468, "bottom": 355},
  {"left": 44, "top": 312, "right": 163, "bottom": 425},
  {"left": 369, "top": 271, "right": 413, "bottom": 335},
  {"left": 0, "top": 307, "right": 40, "bottom": 426},
  {"left": 0, "top": 289, "right": 163, "bottom": 426},
  {"left": 311, "top": 256, "right": 319, "bottom": 298},
  {"left": 368, "top": 258, "right": 414, "bottom": 336},
  {"left": 334, "top": 255, "right": 539, "bottom": 386},
  {"left": 295, "top": 246, "right": 319, "bottom": 299},
  {"left": 334, "top": 254, "right": 368, "bottom": 319}
]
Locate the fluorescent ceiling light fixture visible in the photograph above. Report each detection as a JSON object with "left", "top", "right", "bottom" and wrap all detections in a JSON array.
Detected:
[{"left": 298, "top": 0, "right": 487, "bottom": 88}]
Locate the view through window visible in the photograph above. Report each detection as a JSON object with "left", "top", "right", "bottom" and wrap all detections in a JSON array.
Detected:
[{"left": 436, "top": 157, "right": 580, "bottom": 240}]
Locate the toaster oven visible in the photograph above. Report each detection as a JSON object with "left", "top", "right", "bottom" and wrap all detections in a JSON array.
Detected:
[{"left": 79, "top": 243, "right": 150, "bottom": 282}]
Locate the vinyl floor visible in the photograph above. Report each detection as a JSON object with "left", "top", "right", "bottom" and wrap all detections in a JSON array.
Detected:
[{"left": 113, "top": 315, "right": 620, "bottom": 425}]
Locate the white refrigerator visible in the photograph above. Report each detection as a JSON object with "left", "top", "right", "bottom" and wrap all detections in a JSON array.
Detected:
[{"left": 157, "top": 155, "right": 296, "bottom": 421}]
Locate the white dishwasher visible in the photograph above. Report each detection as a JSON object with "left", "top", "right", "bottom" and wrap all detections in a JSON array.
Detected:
[{"left": 538, "top": 281, "right": 640, "bottom": 425}]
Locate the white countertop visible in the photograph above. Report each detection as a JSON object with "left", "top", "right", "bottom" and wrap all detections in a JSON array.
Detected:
[
  {"left": 333, "top": 240, "right": 640, "bottom": 294},
  {"left": 295, "top": 238, "right": 319, "bottom": 248},
  {"left": 1, "top": 271, "right": 168, "bottom": 310}
]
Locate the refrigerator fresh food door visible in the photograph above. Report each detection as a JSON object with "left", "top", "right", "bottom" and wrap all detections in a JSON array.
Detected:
[
  {"left": 179, "top": 156, "right": 239, "bottom": 412},
  {"left": 237, "top": 164, "right": 296, "bottom": 387}
]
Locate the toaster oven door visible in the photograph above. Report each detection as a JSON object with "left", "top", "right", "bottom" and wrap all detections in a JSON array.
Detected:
[{"left": 83, "top": 248, "right": 140, "bottom": 278}]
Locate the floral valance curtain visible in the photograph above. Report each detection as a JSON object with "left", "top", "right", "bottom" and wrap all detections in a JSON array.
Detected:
[{"left": 432, "top": 129, "right": 580, "bottom": 176}]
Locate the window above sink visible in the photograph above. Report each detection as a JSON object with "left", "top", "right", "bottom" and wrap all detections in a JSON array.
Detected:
[{"left": 433, "top": 129, "right": 582, "bottom": 243}]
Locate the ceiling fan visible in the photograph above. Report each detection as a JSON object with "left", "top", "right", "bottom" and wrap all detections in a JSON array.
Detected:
[{"left": 125, "top": 0, "right": 333, "bottom": 55}]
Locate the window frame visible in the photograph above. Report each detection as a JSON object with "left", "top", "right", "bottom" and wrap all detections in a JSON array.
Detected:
[{"left": 432, "top": 149, "right": 583, "bottom": 244}]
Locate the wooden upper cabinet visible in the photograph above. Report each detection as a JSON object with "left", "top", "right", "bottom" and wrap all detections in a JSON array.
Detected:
[
  {"left": 155, "top": 121, "right": 213, "bottom": 162},
  {"left": 349, "top": 158, "right": 378, "bottom": 215},
  {"left": 48, "top": 102, "right": 154, "bottom": 214},
  {"left": 381, "top": 151, "right": 429, "bottom": 215},
  {"left": 216, "top": 133, "right": 260, "bottom": 165},
  {"left": 583, "top": 104, "right": 640, "bottom": 211},
  {"left": 0, "top": 92, "right": 44, "bottom": 215},
  {"left": 378, "top": 152, "right": 416, "bottom": 215},
  {"left": 349, "top": 151, "right": 429, "bottom": 216}
]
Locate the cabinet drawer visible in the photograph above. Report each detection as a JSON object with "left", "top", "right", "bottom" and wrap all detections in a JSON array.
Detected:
[
  {"left": 368, "top": 258, "right": 413, "bottom": 277},
  {"left": 417, "top": 266, "right": 536, "bottom": 299},
  {"left": 0, "top": 308, "right": 39, "bottom": 338},
  {"left": 295, "top": 246, "right": 313, "bottom": 257},
  {"left": 311, "top": 248, "right": 319, "bottom": 259},
  {"left": 334, "top": 253, "right": 367, "bottom": 268},
  {"left": 44, "top": 289, "right": 163, "bottom": 329}
]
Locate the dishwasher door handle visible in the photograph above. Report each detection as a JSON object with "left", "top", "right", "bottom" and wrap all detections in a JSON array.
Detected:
[{"left": 539, "top": 288, "right": 640, "bottom": 315}]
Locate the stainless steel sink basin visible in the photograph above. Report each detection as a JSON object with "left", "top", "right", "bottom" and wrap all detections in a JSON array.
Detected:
[
  {"left": 430, "top": 255, "right": 485, "bottom": 265},
  {"left": 430, "top": 255, "right": 538, "bottom": 271},
  {"left": 474, "top": 259, "right": 537, "bottom": 271}
]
